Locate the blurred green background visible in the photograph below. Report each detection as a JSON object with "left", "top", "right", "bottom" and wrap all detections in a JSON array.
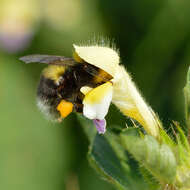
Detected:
[{"left": 0, "top": 0, "right": 190, "bottom": 189}]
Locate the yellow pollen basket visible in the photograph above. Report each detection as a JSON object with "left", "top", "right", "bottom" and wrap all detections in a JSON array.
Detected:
[
  {"left": 57, "top": 100, "right": 73, "bottom": 118},
  {"left": 83, "top": 82, "right": 113, "bottom": 104}
]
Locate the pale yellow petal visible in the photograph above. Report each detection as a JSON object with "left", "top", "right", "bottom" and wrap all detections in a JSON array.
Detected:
[{"left": 73, "top": 44, "right": 119, "bottom": 76}]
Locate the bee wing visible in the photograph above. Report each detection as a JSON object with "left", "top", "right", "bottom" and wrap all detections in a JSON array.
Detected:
[
  {"left": 20, "top": 54, "right": 112, "bottom": 82},
  {"left": 19, "top": 54, "right": 76, "bottom": 66}
]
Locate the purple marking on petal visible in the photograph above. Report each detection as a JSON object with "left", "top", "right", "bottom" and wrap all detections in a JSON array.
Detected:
[{"left": 93, "top": 119, "right": 106, "bottom": 134}]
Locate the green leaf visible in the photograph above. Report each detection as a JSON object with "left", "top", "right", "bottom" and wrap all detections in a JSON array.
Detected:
[
  {"left": 159, "top": 127, "right": 176, "bottom": 149},
  {"left": 77, "top": 114, "right": 97, "bottom": 143},
  {"left": 89, "top": 134, "right": 149, "bottom": 190},
  {"left": 121, "top": 130, "right": 177, "bottom": 185},
  {"left": 176, "top": 124, "right": 190, "bottom": 153},
  {"left": 139, "top": 167, "right": 160, "bottom": 190},
  {"left": 78, "top": 117, "right": 157, "bottom": 189},
  {"left": 184, "top": 66, "right": 190, "bottom": 130},
  {"left": 175, "top": 124, "right": 190, "bottom": 166}
]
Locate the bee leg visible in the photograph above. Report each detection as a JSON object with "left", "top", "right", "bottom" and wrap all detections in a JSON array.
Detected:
[
  {"left": 57, "top": 117, "right": 63, "bottom": 122},
  {"left": 73, "top": 103, "right": 83, "bottom": 113},
  {"left": 73, "top": 70, "right": 78, "bottom": 83},
  {"left": 78, "top": 91, "right": 85, "bottom": 100}
]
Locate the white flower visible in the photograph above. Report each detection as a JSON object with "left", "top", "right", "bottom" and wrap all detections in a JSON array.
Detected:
[{"left": 74, "top": 43, "right": 160, "bottom": 138}]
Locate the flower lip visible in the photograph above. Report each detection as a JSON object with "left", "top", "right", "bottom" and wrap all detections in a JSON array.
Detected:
[
  {"left": 82, "top": 81, "right": 113, "bottom": 134},
  {"left": 82, "top": 81, "right": 113, "bottom": 120}
]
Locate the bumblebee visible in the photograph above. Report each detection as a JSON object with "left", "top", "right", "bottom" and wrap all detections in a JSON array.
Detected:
[{"left": 20, "top": 54, "right": 113, "bottom": 121}]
